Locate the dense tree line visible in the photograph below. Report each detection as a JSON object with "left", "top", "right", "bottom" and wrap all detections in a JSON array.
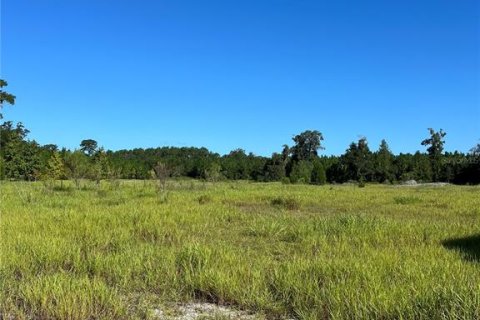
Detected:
[
  {"left": 1, "top": 80, "right": 479, "bottom": 185},
  {"left": 2, "top": 122, "right": 478, "bottom": 185}
]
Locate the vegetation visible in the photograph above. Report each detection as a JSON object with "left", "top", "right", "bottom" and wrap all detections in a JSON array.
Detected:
[
  {"left": 0, "top": 79, "right": 16, "bottom": 119},
  {"left": 1, "top": 80, "right": 478, "bottom": 185},
  {"left": 1, "top": 181, "right": 479, "bottom": 319},
  {"left": 1, "top": 78, "right": 480, "bottom": 318},
  {"left": 421, "top": 128, "right": 447, "bottom": 181},
  {"left": 1, "top": 121, "right": 479, "bottom": 185}
]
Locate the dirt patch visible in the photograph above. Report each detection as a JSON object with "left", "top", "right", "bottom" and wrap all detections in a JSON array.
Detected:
[{"left": 153, "top": 302, "right": 260, "bottom": 319}]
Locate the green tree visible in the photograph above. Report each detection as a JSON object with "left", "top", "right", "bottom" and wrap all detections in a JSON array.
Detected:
[
  {"left": 0, "top": 122, "right": 40, "bottom": 180},
  {"left": 204, "top": 162, "right": 222, "bottom": 182},
  {"left": 0, "top": 79, "right": 16, "bottom": 119},
  {"left": 290, "top": 160, "right": 313, "bottom": 184},
  {"left": 421, "top": 128, "right": 447, "bottom": 181},
  {"left": 263, "top": 153, "right": 286, "bottom": 181},
  {"left": 64, "top": 150, "right": 90, "bottom": 188},
  {"left": 43, "top": 152, "right": 66, "bottom": 188},
  {"left": 80, "top": 139, "right": 98, "bottom": 157},
  {"left": 412, "top": 152, "right": 433, "bottom": 182},
  {"left": 311, "top": 159, "right": 327, "bottom": 185},
  {"left": 47, "top": 152, "right": 65, "bottom": 180},
  {"left": 221, "top": 149, "right": 250, "bottom": 180},
  {"left": 91, "top": 148, "right": 111, "bottom": 185},
  {"left": 291, "top": 130, "right": 324, "bottom": 162},
  {"left": 340, "top": 137, "right": 373, "bottom": 182},
  {"left": 374, "top": 139, "right": 394, "bottom": 183}
]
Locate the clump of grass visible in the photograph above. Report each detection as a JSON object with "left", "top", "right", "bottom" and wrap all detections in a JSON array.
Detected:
[
  {"left": 17, "top": 274, "right": 126, "bottom": 319},
  {"left": 197, "top": 195, "right": 213, "bottom": 205},
  {"left": 394, "top": 196, "right": 422, "bottom": 205},
  {"left": 271, "top": 197, "right": 300, "bottom": 210}
]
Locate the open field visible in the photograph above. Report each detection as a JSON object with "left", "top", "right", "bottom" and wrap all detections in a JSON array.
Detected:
[{"left": 1, "top": 181, "right": 479, "bottom": 319}]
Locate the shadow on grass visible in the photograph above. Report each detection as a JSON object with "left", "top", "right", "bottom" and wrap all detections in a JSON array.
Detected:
[{"left": 443, "top": 234, "right": 480, "bottom": 262}]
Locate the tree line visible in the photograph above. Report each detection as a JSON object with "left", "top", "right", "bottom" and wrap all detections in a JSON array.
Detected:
[{"left": 1, "top": 80, "right": 479, "bottom": 185}]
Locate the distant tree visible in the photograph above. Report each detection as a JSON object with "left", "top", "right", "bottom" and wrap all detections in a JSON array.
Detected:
[
  {"left": 456, "top": 142, "right": 480, "bottom": 184},
  {"left": 152, "top": 161, "right": 170, "bottom": 192},
  {"left": 311, "top": 159, "right": 327, "bottom": 185},
  {"left": 412, "top": 151, "right": 433, "bottom": 182},
  {"left": 340, "top": 137, "right": 373, "bottom": 182},
  {"left": 263, "top": 153, "right": 286, "bottom": 181},
  {"left": 64, "top": 150, "right": 90, "bottom": 188},
  {"left": 281, "top": 145, "right": 290, "bottom": 162},
  {"left": 218, "top": 149, "right": 266, "bottom": 181},
  {"left": 43, "top": 152, "right": 66, "bottom": 188},
  {"left": 80, "top": 139, "right": 98, "bottom": 157},
  {"left": 291, "top": 130, "right": 324, "bottom": 162},
  {"left": 374, "top": 139, "right": 394, "bottom": 183},
  {"left": 91, "top": 148, "right": 111, "bottom": 185},
  {"left": 290, "top": 160, "right": 313, "bottom": 184},
  {"left": 471, "top": 142, "right": 480, "bottom": 156},
  {"left": 0, "top": 122, "right": 40, "bottom": 180},
  {"left": 324, "top": 156, "right": 342, "bottom": 183},
  {"left": 421, "top": 128, "right": 447, "bottom": 181},
  {"left": 0, "top": 79, "right": 16, "bottom": 119},
  {"left": 48, "top": 152, "right": 65, "bottom": 180},
  {"left": 204, "top": 162, "right": 222, "bottom": 182}
]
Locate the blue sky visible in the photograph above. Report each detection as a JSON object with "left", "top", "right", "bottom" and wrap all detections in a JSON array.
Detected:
[{"left": 2, "top": 0, "right": 479, "bottom": 156}]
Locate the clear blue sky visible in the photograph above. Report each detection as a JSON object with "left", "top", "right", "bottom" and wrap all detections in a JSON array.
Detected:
[{"left": 2, "top": 0, "right": 479, "bottom": 156}]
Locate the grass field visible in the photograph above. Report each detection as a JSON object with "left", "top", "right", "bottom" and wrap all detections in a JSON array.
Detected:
[{"left": 1, "top": 180, "right": 479, "bottom": 319}]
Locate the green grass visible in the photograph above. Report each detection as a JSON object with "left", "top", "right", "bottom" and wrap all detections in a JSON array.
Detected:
[{"left": 1, "top": 180, "right": 479, "bottom": 319}]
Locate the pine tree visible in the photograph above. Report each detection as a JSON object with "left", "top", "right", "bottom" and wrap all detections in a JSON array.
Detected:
[
  {"left": 374, "top": 139, "right": 394, "bottom": 183},
  {"left": 421, "top": 128, "right": 447, "bottom": 181}
]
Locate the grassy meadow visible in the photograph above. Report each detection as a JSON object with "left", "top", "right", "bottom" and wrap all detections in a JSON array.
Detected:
[{"left": 1, "top": 180, "right": 479, "bottom": 319}]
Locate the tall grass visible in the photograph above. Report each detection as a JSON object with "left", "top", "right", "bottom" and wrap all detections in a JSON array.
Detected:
[{"left": 1, "top": 181, "right": 479, "bottom": 319}]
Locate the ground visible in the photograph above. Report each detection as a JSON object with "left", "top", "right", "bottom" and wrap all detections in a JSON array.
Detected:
[{"left": 1, "top": 180, "right": 479, "bottom": 319}]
